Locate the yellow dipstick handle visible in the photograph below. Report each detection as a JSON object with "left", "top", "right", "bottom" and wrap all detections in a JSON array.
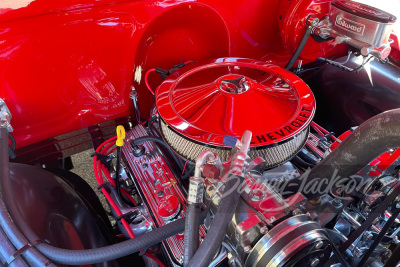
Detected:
[{"left": 116, "top": 125, "right": 126, "bottom": 147}]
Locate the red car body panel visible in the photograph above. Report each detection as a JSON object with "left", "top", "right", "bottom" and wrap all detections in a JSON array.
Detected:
[{"left": 0, "top": 0, "right": 374, "bottom": 162}]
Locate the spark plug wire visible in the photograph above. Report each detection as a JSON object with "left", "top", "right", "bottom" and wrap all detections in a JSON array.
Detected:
[
  {"left": 93, "top": 136, "right": 135, "bottom": 239},
  {"left": 94, "top": 136, "right": 166, "bottom": 266}
]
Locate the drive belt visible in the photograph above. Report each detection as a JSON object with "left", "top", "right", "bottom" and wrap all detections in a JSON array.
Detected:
[{"left": 325, "top": 181, "right": 400, "bottom": 266}]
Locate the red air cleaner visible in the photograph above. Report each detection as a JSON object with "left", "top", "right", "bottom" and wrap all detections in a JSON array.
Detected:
[{"left": 156, "top": 58, "right": 315, "bottom": 168}]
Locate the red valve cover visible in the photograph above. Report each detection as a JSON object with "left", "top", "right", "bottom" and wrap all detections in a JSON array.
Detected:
[{"left": 156, "top": 58, "right": 315, "bottom": 148}]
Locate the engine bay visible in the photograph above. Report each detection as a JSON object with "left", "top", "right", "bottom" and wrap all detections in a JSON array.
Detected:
[
  {"left": 1, "top": 0, "right": 400, "bottom": 266},
  {"left": 88, "top": 58, "right": 400, "bottom": 266}
]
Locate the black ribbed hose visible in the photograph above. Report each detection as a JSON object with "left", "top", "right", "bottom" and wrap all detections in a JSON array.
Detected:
[
  {"left": 0, "top": 227, "right": 22, "bottom": 266},
  {"left": 0, "top": 128, "right": 51, "bottom": 266},
  {"left": 1, "top": 128, "right": 204, "bottom": 264},
  {"left": 183, "top": 203, "right": 202, "bottom": 266},
  {"left": 9, "top": 191, "right": 206, "bottom": 267},
  {"left": 188, "top": 174, "right": 244, "bottom": 267},
  {"left": 283, "top": 109, "right": 400, "bottom": 200},
  {"left": 36, "top": 216, "right": 189, "bottom": 264},
  {"left": 297, "top": 150, "right": 318, "bottom": 166}
]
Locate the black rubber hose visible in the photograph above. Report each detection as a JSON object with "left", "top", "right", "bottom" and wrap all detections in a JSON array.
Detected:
[
  {"left": 139, "top": 127, "right": 194, "bottom": 178},
  {"left": 131, "top": 136, "right": 184, "bottom": 171},
  {"left": 115, "top": 147, "right": 132, "bottom": 206},
  {"left": 0, "top": 128, "right": 51, "bottom": 266},
  {"left": 8, "top": 133, "right": 16, "bottom": 159},
  {"left": 297, "top": 150, "right": 318, "bottom": 166},
  {"left": 285, "top": 24, "right": 313, "bottom": 70},
  {"left": 0, "top": 226, "right": 23, "bottom": 266},
  {"left": 8, "top": 179, "right": 206, "bottom": 267},
  {"left": 1, "top": 130, "right": 202, "bottom": 265},
  {"left": 182, "top": 163, "right": 195, "bottom": 180},
  {"left": 183, "top": 203, "right": 202, "bottom": 266},
  {"left": 284, "top": 109, "right": 400, "bottom": 200},
  {"left": 292, "top": 155, "right": 315, "bottom": 170},
  {"left": 147, "top": 116, "right": 159, "bottom": 137},
  {"left": 188, "top": 174, "right": 244, "bottom": 267},
  {"left": 8, "top": 133, "right": 15, "bottom": 150},
  {"left": 35, "top": 216, "right": 189, "bottom": 265}
]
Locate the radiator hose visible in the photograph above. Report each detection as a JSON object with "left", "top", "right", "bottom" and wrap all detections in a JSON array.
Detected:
[
  {"left": 183, "top": 203, "right": 202, "bottom": 266},
  {"left": 285, "top": 109, "right": 400, "bottom": 200},
  {"left": 8, "top": 186, "right": 206, "bottom": 266},
  {"left": 0, "top": 127, "right": 54, "bottom": 267},
  {"left": 187, "top": 174, "right": 244, "bottom": 267},
  {"left": 35, "top": 216, "right": 193, "bottom": 265}
]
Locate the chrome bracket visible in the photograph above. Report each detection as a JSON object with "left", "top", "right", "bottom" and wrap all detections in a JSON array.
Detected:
[{"left": 0, "top": 99, "right": 13, "bottom": 132}]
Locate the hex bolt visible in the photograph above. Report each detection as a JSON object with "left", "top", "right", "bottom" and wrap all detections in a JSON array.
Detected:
[
  {"left": 269, "top": 216, "right": 276, "bottom": 224},
  {"left": 364, "top": 231, "right": 373, "bottom": 240},
  {"left": 315, "top": 240, "right": 324, "bottom": 250},
  {"left": 396, "top": 202, "right": 400, "bottom": 209},
  {"left": 260, "top": 226, "right": 268, "bottom": 234},
  {"left": 293, "top": 209, "right": 301, "bottom": 215},
  {"left": 310, "top": 258, "right": 320, "bottom": 267},
  {"left": 311, "top": 18, "right": 320, "bottom": 27},
  {"left": 354, "top": 248, "right": 363, "bottom": 258},
  {"left": 332, "top": 198, "right": 342, "bottom": 207},
  {"left": 244, "top": 245, "right": 252, "bottom": 253}
]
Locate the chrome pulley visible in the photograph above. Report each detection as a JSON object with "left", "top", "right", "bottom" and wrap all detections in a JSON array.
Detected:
[{"left": 245, "top": 215, "right": 332, "bottom": 267}]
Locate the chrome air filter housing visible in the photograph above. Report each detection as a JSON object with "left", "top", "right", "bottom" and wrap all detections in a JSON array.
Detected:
[{"left": 156, "top": 58, "right": 315, "bottom": 168}]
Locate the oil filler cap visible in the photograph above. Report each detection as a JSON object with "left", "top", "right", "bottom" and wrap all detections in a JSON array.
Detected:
[{"left": 158, "top": 195, "right": 181, "bottom": 220}]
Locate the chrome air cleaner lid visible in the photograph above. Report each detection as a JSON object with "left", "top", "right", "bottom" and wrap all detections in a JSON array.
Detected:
[{"left": 156, "top": 58, "right": 315, "bottom": 165}]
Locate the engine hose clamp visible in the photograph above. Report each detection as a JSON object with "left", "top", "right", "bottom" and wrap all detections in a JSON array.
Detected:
[
  {"left": 306, "top": 15, "right": 319, "bottom": 27},
  {"left": 5, "top": 239, "right": 51, "bottom": 267},
  {"left": 0, "top": 98, "right": 13, "bottom": 132},
  {"left": 116, "top": 210, "right": 139, "bottom": 222},
  {"left": 97, "top": 183, "right": 109, "bottom": 191},
  {"left": 91, "top": 152, "right": 114, "bottom": 169}
]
